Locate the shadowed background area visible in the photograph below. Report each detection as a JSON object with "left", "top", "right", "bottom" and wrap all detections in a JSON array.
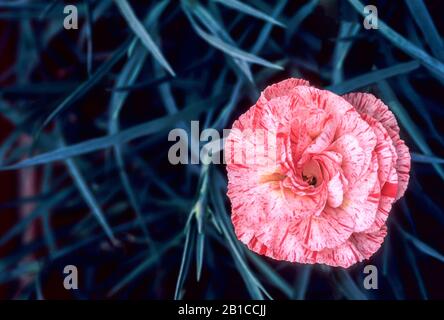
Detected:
[{"left": 0, "top": 0, "right": 443, "bottom": 299}]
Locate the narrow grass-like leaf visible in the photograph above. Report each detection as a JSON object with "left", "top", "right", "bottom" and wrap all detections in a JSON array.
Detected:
[
  {"left": 411, "top": 239, "right": 444, "bottom": 264},
  {"left": 196, "top": 232, "right": 205, "bottom": 282},
  {"left": 112, "top": 51, "right": 214, "bottom": 92},
  {"left": 336, "top": 270, "right": 367, "bottom": 300},
  {"left": 400, "top": 199, "right": 417, "bottom": 234},
  {"left": 108, "top": 233, "right": 183, "bottom": 296},
  {"left": 0, "top": 188, "right": 72, "bottom": 246},
  {"left": 64, "top": 155, "right": 116, "bottom": 243},
  {"left": 210, "top": 171, "right": 267, "bottom": 299},
  {"left": 0, "top": 261, "right": 40, "bottom": 284},
  {"left": 327, "top": 61, "right": 420, "bottom": 94},
  {"left": 182, "top": 4, "right": 282, "bottom": 70},
  {"left": 404, "top": 240, "right": 428, "bottom": 299},
  {"left": 212, "top": 0, "right": 284, "bottom": 27},
  {"left": 38, "top": 0, "right": 58, "bottom": 19},
  {"left": 0, "top": 240, "right": 44, "bottom": 273},
  {"left": 41, "top": 164, "right": 57, "bottom": 257},
  {"left": 113, "top": 0, "right": 175, "bottom": 76},
  {"left": 348, "top": 0, "right": 444, "bottom": 83},
  {"left": 152, "top": 53, "right": 202, "bottom": 162},
  {"left": 251, "top": 0, "right": 288, "bottom": 54},
  {"left": 246, "top": 251, "right": 293, "bottom": 298},
  {"left": 394, "top": 74, "right": 444, "bottom": 146},
  {"left": 213, "top": 79, "right": 242, "bottom": 129},
  {"left": 174, "top": 224, "right": 195, "bottom": 300},
  {"left": 330, "top": 22, "right": 361, "bottom": 84},
  {"left": 84, "top": 0, "right": 93, "bottom": 76},
  {"left": 285, "top": 0, "right": 319, "bottom": 43},
  {"left": 187, "top": 3, "right": 253, "bottom": 82},
  {"left": 411, "top": 153, "right": 444, "bottom": 164},
  {"left": 55, "top": 212, "right": 171, "bottom": 262},
  {"left": 0, "top": 130, "right": 20, "bottom": 163},
  {"left": 146, "top": 0, "right": 170, "bottom": 26},
  {"left": 293, "top": 265, "right": 312, "bottom": 300},
  {"left": 378, "top": 31, "right": 443, "bottom": 147},
  {"left": 192, "top": 26, "right": 282, "bottom": 70},
  {"left": 382, "top": 235, "right": 405, "bottom": 299},
  {"left": 377, "top": 80, "right": 444, "bottom": 181},
  {"left": 405, "top": 0, "right": 444, "bottom": 61},
  {"left": 37, "top": 40, "right": 130, "bottom": 134},
  {"left": 0, "top": 94, "right": 220, "bottom": 170},
  {"left": 209, "top": 210, "right": 222, "bottom": 234},
  {"left": 400, "top": 227, "right": 444, "bottom": 263},
  {"left": 35, "top": 271, "right": 44, "bottom": 300},
  {"left": 108, "top": 31, "right": 151, "bottom": 242},
  {"left": 78, "top": 1, "right": 113, "bottom": 46}
]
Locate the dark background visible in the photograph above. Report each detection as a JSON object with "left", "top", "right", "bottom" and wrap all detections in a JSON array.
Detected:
[{"left": 0, "top": 0, "right": 443, "bottom": 299}]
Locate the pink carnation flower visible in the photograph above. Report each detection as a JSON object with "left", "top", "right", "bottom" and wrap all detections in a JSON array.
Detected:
[{"left": 225, "top": 78, "right": 411, "bottom": 268}]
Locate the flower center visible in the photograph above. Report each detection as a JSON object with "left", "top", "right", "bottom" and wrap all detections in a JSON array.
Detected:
[
  {"left": 302, "top": 174, "right": 317, "bottom": 186},
  {"left": 301, "top": 159, "right": 321, "bottom": 187}
]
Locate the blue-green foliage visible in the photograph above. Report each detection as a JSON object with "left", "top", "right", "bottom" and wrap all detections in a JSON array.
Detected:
[{"left": 0, "top": 0, "right": 442, "bottom": 299}]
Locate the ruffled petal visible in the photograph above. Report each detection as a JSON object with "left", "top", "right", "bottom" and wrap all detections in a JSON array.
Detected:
[
  {"left": 341, "top": 153, "right": 380, "bottom": 232},
  {"left": 335, "top": 111, "right": 377, "bottom": 181},
  {"left": 251, "top": 221, "right": 308, "bottom": 263},
  {"left": 366, "top": 166, "right": 397, "bottom": 233},
  {"left": 328, "top": 134, "right": 365, "bottom": 186},
  {"left": 260, "top": 78, "right": 310, "bottom": 102},
  {"left": 360, "top": 113, "right": 397, "bottom": 185},
  {"left": 316, "top": 240, "right": 364, "bottom": 268},
  {"left": 393, "top": 137, "right": 410, "bottom": 200},
  {"left": 300, "top": 116, "right": 337, "bottom": 159},
  {"left": 289, "top": 205, "right": 355, "bottom": 251},
  {"left": 352, "top": 225, "right": 388, "bottom": 259},
  {"left": 315, "top": 151, "right": 343, "bottom": 182},
  {"left": 343, "top": 92, "right": 399, "bottom": 135},
  {"left": 316, "top": 225, "right": 387, "bottom": 268},
  {"left": 281, "top": 185, "right": 327, "bottom": 218},
  {"left": 327, "top": 172, "right": 344, "bottom": 208},
  {"left": 343, "top": 92, "right": 410, "bottom": 200}
]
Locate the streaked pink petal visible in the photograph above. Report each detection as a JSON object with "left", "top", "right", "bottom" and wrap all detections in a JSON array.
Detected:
[
  {"left": 328, "top": 134, "right": 365, "bottom": 185},
  {"left": 280, "top": 185, "right": 327, "bottom": 218},
  {"left": 341, "top": 153, "right": 380, "bottom": 232},
  {"left": 296, "top": 86, "right": 354, "bottom": 117},
  {"left": 352, "top": 225, "right": 388, "bottom": 259},
  {"left": 343, "top": 92, "right": 399, "bottom": 135},
  {"left": 315, "top": 151, "right": 343, "bottom": 182},
  {"left": 393, "top": 137, "right": 410, "bottom": 200},
  {"left": 317, "top": 225, "right": 387, "bottom": 267},
  {"left": 344, "top": 180, "right": 380, "bottom": 233},
  {"left": 343, "top": 92, "right": 410, "bottom": 201},
  {"left": 366, "top": 167, "right": 398, "bottom": 233},
  {"left": 361, "top": 113, "right": 397, "bottom": 185},
  {"left": 327, "top": 172, "right": 344, "bottom": 208},
  {"left": 260, "top": 78, "right": 310, "bottom": 102},
  {"left": 335, "top": 111, "right": 377, "bottom": 180},
  {"left": 316, "top": 240, "right": 364, "bottom": 268},
  {"left": 289, "top": 205, "right": 355, "bottom": 251},
  {"left": 300, "top": 116, "right": 337, "bottom": 160}
]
